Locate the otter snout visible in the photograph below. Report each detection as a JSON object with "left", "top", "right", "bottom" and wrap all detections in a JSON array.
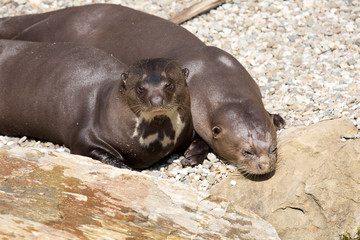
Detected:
[
  {"left": 234, "top": 151, "right": 277, "bottom": 175},
  {"left": 256, "top": 156, "right": 275, "bottom": 173},
  {"left": 252, "top": 154, "right": 276, "bottom": 175},
  {"left": 148, "top": 94, "right": 164, "bottom": 106}
]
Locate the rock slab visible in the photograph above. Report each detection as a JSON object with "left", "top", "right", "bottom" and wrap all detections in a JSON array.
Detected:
[
  {"left": 0, "top": 145, "right": 279, "bottom": 239},
  {"left": 211, "top": 118, "right": 360, "bottom": 239}
]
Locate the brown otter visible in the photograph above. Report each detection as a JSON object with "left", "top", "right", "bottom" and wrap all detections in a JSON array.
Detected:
[
  {"left": 0, "top": 4, "right": 285, "bottom": 175},
  {"left": 0, "top": 39, "right": 193, "bottom": 169}
]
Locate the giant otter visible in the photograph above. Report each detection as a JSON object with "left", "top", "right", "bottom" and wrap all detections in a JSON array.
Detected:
[{"left": 0, "top": 39, "right": 193, "bottom": 169}]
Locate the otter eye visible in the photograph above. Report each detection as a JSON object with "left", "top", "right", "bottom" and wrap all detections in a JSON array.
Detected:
[
  {"left": 137, "top": 86, "right": 145, "bottom": 94},
  {"left": 242, "top": 149, "right": 256, "bottom": 157},
  {"left": 164, "top": 83, "right": 174, "bottom": 90},
  {"left": 212, "top": 126, "right": 222, "bottom": 138},
  {"left": 270, "top": 145, "right": 277, "bottom": 154}
]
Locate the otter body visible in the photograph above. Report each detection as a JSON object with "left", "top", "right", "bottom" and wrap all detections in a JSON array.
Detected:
[{"left": 0, "top": 39, "right": 193, "bottom": 169}]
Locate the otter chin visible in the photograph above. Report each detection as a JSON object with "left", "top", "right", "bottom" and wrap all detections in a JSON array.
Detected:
[{"left": 208, "top": 102, "right": 279, "bottom": 175}]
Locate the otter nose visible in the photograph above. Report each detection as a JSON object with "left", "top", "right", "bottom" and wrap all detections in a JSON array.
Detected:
[
  {"left": 149, "top": 95, "right": 164, "bottom": 107},
  {"left": 257, "top": 162, "right": 270, "bottom": 172},
  {"left": 256, "top": 158, "right": 275, "bottom": 173}
]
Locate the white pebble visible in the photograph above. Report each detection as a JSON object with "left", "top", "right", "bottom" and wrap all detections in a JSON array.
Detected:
[
  {"left": 207, "top": 152, "right": 217, "bottom": 161},
  {"left": 6, "top": 141, "right": 15, "bottom": 146},
  {"left": 230, "top": 180, "right": 237, "bottom": 186}
]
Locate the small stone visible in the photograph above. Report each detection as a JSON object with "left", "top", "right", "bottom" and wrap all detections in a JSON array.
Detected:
[
  {"left": 230, "top": 180, "right": 237, "bottom": 186},
  {"left": 147, "top": 171, "right": 161, "bottom": 178},
  {"left": 212, "top": 162, "right": 221, "bottom": 169},
  {"left": 0, "top": 136, "right": 7, "bottom": 144},
  {"left": 207, "top": 172, "right": 216, "bottom": 185},
  {"left": 288, "top": 35, "right": 299, "bottom": 42},
  {"left": 207, "top": 153, "right": 218, "bottom": 162},
  {"left": 6, "top": 141, "right": 15, "bottom": 146},
  {"left": 347, "top": 59, "right": 356, "bottom": 66},
  {"left": 167, "top": 170, "right": 177, "bottom": 178},
  {"left": 293, "top": 57, "right": 302, "bottom": 67},
  {"left": 340, "top": 134, "right": 357, "bottom": 139},
  {"left": 173, "top": 159, "right": 182, "bottom": 165},
  {"left": 19, "top": 141, "right": 28, "bottom": 147},
  {"left": 200, "top": 179, "right": 209, "bottom": 188},
  {"left": 181, "top": 177, "right": 191, "bottom": 185},
  {"left": 175, "top": 174, "right": 182, "bottom": 181},
  {"left": 18, "top": 136, "right": 27, "bottom": 144},
  {"left": 202, "top": 160, "right": 212, "bottom": 169},
  {"left": 167, "top": 163, "right": 179, "bottom": 172},
  {"left": 189, "top": 173, "right": 196, "bottom": 179},
  {"left": 201, "top": 172, "right": 209, "bottom": 177},
  {"left": 196, "top": 165, "right": 203, "bottom": 174},
  {"left": 202, "top": 168, "right": 210, "bottom": 175},
  {"left": 219, "top": 165, "right": 227, "bottom": 174},
  {"left": 345, "top": 22, "right": 354, "bottom": 32},
  {"left": 179, "top": 168, "right": 188, "bottom": 178},
  {"left": 355, "top": 39, "right": 360, "bottom": 47},
  {"left": 222, "top": 27, "right": 231, "bottom": 35},
  {"left": 29, "top": 0, "right": 41, "bottom": 5},
  {"left": 160, "top": 172, "right": 168, "bottom": 179},
  {"left": 56, "top": 147, "right": 65, "bottom": 153},
  {"left": 14, "top": 0, "right": 26, "bottom": 4}
]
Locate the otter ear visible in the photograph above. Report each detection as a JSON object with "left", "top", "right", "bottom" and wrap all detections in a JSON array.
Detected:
[
  {"left": 212, "top": 126, "right": 222, "bottom": 139},
  {"left": 268, "top": 112, "right": 286, "bottom": 130},
  {"left": 182, "top": 68, "right": 189, "bottom": 79},
  {"left": 120, "top": 72, "right": 128, "bottom": 90}
]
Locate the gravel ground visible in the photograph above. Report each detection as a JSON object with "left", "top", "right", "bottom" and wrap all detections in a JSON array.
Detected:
[{"left": 0, "top": 0, "right": 359, "bottom": 191}]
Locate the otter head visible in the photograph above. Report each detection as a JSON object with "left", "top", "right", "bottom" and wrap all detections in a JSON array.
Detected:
[
  {"left": 121, "top": 58, "right": 190, "bottom": 117},
  {"left": 120, "top": 58, "right": 191, "bottom": 152},
  {"left": 210, "top": 102, "right": 279, "bottom": 175}
]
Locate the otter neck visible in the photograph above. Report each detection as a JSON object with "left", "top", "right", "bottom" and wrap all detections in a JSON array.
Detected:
[
  {"left": 97, "top": 82, "right": 131, "bottom": 133},
  {"left": 132, "top": 108, "right": 186, "bottom": 149}
]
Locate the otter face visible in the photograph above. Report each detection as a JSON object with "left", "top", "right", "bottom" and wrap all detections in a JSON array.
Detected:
[
  {"left": 210, "top": 103, "right": 278, "bottom": 175},
  {"left": 121, "top": 58, "right": 191, "bottom": 151},
  {"left": 121, "top": 58, "right": 189, "bottom": 118}
]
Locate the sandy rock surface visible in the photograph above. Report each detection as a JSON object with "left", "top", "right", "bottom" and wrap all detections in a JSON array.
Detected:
[{"left": 0, "top": 145, "right": 280, "bottom": 240}]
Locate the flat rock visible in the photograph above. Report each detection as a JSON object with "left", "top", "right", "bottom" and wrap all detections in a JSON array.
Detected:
[
  {"left": 211, "top": 118, "right": 360, "bottom": 239},
  {"left": 0, "top": 145, "right": 279, "bottom": 239}
]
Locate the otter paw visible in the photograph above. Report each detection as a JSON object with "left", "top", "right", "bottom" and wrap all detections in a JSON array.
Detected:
[{"left": 182, "top": 139, "right": 209, "bottom": 166}]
